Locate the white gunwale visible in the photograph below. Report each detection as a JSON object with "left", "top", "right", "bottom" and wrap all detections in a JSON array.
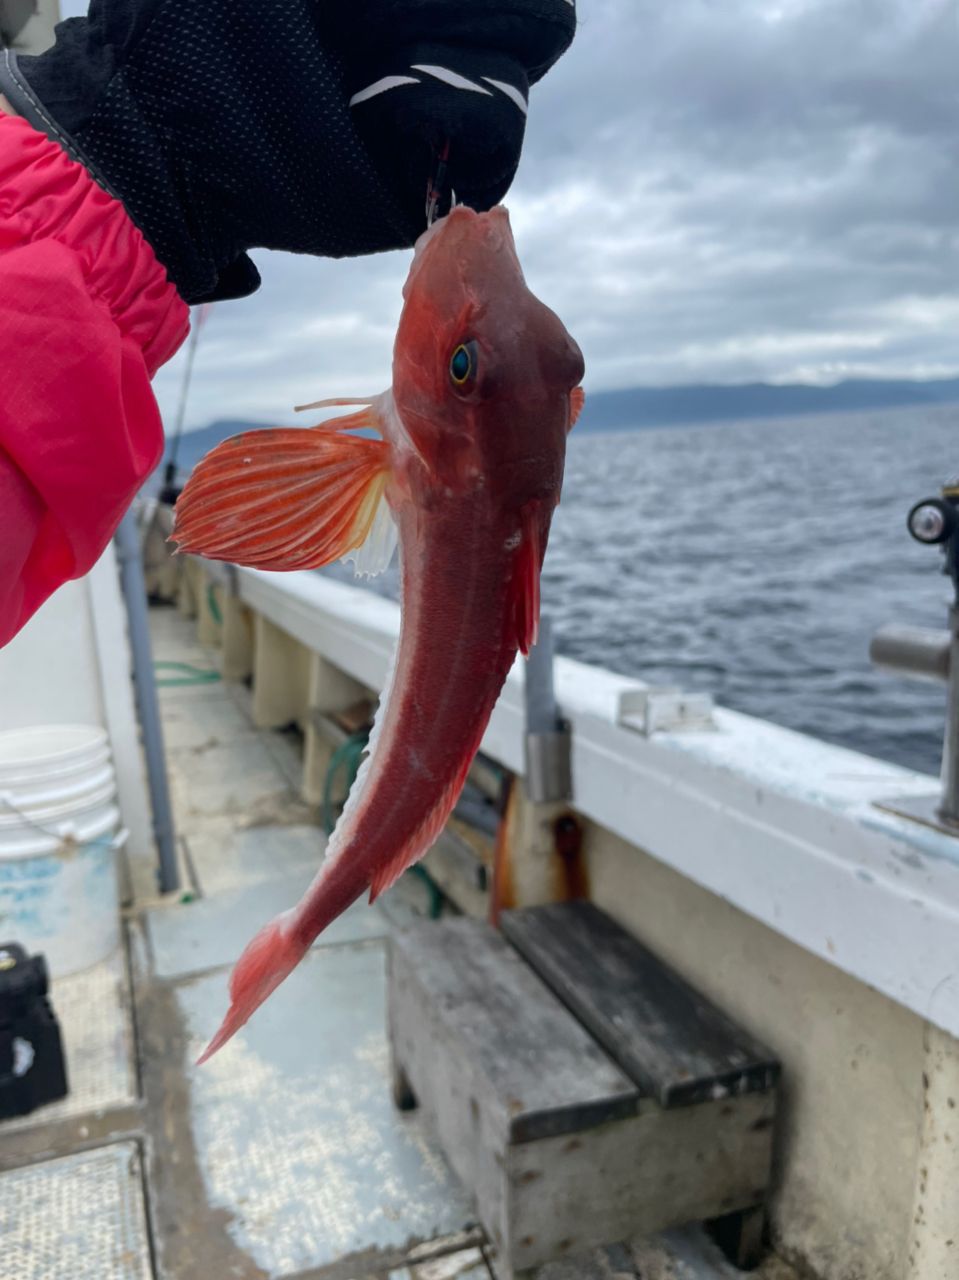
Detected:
[{"left": 210, "top": 560, "right": 959, "bottom": 1042}]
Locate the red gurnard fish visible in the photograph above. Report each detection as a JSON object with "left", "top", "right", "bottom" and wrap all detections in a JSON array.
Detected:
[{"left": 172, "top": 205, "right": 585, "bottom": 1062}]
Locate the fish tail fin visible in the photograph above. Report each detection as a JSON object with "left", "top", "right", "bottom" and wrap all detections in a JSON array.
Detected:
[{"left": 196, "top": 912, "right": 307, "bottom": 1065}]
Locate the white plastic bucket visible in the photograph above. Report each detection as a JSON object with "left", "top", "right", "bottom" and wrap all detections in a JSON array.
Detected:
[
  {"left": 0, "top": 767, "right": 117, "bottom": 825},
  {"left": 0, "top": 724, "right": 110, "bottom": 782},
  {"left": 0, "top": 724, "right": 122, "bottom": 976}
]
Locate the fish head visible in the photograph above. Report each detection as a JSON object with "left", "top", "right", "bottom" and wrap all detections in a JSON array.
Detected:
[{"left": 392, "top": 205, "right": 584, "bottom": 502}]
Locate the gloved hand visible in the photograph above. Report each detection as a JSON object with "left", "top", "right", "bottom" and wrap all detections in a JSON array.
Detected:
[
  {"left": 0, "top": 0, "right": 575, "bottom": 305},
  {"left": 330, "top": 1, "right": 575, "bottom": 225}
]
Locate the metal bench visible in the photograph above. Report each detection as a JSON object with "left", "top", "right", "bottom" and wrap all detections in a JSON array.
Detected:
[{"left": 388, "top": 901, "right": 779, "bottom": 1278}]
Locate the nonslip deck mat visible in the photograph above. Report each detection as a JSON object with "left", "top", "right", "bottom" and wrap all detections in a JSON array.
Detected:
[
  {"left": 0, "top": 1143, "right": 152, "bottom": 1279},
  {"left": 173, "top": 944, "right": 474, "bottom": 1276}
]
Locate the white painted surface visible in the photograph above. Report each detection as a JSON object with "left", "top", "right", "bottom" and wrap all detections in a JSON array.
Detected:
[
  {"left": 87, "top": 544, "right": 154, "bottom": 865},
  {"left": 0, "top": 547, "right": 155, "bottom": 873},
  {"left": 234, "top": 566, "right": 959, "bottom": 1043},
  {"left": 0, "top": 580, "right": 102, "bottom": 728}
]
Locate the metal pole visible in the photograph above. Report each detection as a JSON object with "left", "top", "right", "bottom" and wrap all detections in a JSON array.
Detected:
[
  {"left": 525, "top": 616, "right": 557, "bottom": 734},
  {"left": 939, "top": 605, "right": 959, "bottom": 828},
  {"left": 523, "top": 617, "right": 573, "bottom": 804},
  {"left": 163, "top": 305, "right": 211, "bottom": 492},
  {"left": 114, "top": 512, "right": 181, "bottom": 893}
]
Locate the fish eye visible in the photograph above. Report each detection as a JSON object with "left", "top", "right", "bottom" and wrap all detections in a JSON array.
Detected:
[{"left": 449, "top": 341, "right": 477, "bottom": 388}]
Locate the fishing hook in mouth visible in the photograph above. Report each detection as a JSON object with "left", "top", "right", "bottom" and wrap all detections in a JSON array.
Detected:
[{"left": 425, "top": 137, "right": 453, "bottom": 227}]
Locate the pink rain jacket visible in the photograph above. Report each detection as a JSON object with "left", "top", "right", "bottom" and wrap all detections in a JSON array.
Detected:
[{"left": 0, "top": 116, "right": 189, "bottom": 645}]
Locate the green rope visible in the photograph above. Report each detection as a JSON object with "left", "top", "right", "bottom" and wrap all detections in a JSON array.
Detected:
[
  {"left": 154, "top": 660, "right": 222, "bottom": 688},
  {"left": 322, "top": 730, "right": 370, "bottom": 835},
  {"left": 409, "top": 864, "right": 444, "bottom": 919},
  {"left": 321, "top": 727, "right": 446, "bottom": 919},
  {"left": 207, "top": 584, "right": 223, "bottom": 625}
]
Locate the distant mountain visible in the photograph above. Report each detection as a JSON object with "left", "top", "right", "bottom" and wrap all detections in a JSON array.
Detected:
[
  {"left": 575, "top": 375, "right": 959, "bottom": 433},
  {"left": 147, "top": 418, "right": 273, "bottom": 494},
  {"left": 156, "top": 376, "right": 959, "bottom": 485},
  {"left": 162, "top": 418, "right": 273, "bottom": 473}
]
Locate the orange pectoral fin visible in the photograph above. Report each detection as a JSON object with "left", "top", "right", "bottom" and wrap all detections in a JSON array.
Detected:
[
  {"left": 569, "top": 386, "right": 586, "bottom": 429},
  {"left": 509, "top": 500, "right": 542, "bottom": 657},
  {"left": 171, "top": 425, "right": 391, "bottom": 571}
]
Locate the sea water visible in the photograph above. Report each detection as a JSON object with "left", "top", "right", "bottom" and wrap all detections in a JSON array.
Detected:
[{"left": 322, "top": 402, "right": 958, "bottom": 776}]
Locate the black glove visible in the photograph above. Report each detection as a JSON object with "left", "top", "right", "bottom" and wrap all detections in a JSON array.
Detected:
[{"left": 0, "top": 0, "right": 575, "bottom": 305}]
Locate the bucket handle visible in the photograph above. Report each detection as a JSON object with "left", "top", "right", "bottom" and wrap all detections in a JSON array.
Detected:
[{"left": 0, "top": 790, "right": 127, "bottom": 851}]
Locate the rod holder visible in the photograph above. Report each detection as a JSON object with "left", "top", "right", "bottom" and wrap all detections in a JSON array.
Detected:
[
  {"left": 524, "top": 723, "right": 573, "bottom": 805},
  {"left": 871, "top": 483, "right": 959, "bottom": 835},
  {"left": 869, "top": 625, "right": 951, "bottom": 684}
]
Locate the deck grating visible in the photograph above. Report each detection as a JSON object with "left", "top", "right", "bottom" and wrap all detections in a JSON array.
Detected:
[{"left": 0, "top": 1142, "right": 153, "bottom": 1279}]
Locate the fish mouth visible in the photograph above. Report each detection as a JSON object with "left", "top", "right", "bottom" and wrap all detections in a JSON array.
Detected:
[
  {"left": 406, "top": 205, "right": 515, "bottom": 296},
  {"left": 413, "top": 205, "right": 512, "bottom": 262}
]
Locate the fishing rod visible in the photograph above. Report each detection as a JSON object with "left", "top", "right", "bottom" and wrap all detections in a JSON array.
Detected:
[
  {"left": 159, "top": 303, "right": 212, "bottom": 503},
  {"left": 426, "top": 137, "right": 453, "bottom": 227}
]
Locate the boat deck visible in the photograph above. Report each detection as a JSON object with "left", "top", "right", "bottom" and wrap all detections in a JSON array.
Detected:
[{"left": 0, "top": 605, "right": 797, "bottom": 1280}]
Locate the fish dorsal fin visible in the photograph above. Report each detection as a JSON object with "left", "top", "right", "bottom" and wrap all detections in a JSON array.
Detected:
[
  {"left": 570, "top": 386, "right": 585, "bottom": 428},
  {"left": 171, "top": 418, "right": 392, "bottom": 572},
  {"left": 509, "top": 500, "right": 542, "bottom": 657}
]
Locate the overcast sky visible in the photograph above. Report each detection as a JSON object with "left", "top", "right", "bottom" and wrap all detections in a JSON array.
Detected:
[{"left": 59, "top": 0, "right": 958, "bottom": 430}]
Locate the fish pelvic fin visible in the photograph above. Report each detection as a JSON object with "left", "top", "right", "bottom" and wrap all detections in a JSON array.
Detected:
[
  {"left": 171, "top": 409, "right": 393, "bottom": 571},
  {"left": 196, "top": 912, "right": 308, "bottom": 1065},
  {"left": 367, "top": 843, "right": 421, "bottom": 905},
  {"left": 570, "top": 386, "right": 586, "bottom": 428},
  {"left": 367, "top": 738, "right": 482, "bottom": 904},
  {"left": 509, "top": 499, "right": 542, "bottom": 657}
]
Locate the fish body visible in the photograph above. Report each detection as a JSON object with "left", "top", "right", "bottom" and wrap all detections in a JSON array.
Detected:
[{"left": 172, "top": 206, "right": 584, "bottom": 1061}]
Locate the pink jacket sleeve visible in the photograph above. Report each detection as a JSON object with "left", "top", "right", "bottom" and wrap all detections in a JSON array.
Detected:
[{"left": 0, "top": 117, "right": 188, "bottom": 645}]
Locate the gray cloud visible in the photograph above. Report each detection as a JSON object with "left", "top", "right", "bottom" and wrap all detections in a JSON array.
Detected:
[{"left": 57, "top": 0, "right": 956, "bottom": 428}]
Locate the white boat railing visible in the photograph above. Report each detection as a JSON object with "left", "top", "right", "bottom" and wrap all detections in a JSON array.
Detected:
[{"left": 191, "top": 557, "right": 959, "bottom": 1043}]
